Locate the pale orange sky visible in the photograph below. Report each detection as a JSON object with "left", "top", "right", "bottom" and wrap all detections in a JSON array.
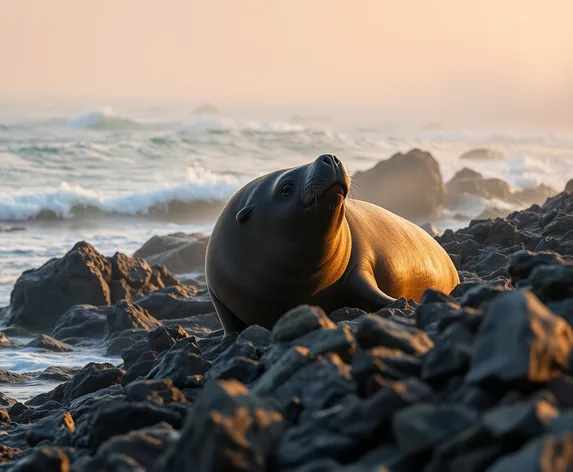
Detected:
[{"left": 0, "top": 0, "right": 572, "bottom": 112}]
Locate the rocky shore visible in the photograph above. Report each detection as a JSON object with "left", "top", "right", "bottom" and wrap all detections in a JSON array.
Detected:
[{"left": 1, "top": 177, "right": 573, "bottom": 470}]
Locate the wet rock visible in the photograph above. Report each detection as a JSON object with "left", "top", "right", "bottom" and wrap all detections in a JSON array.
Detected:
[
  {"left": 0, "top": 370, "right": 32, "bottom": 384},
  {"left": 146, "top": 338, "right": 211, "bottom": 388},
  {"left": 51, "top": 304, "right": 108, "bottom": 342},
  {"left": 136, "top": 286, "right": 215, "bottom": 320},
  {"left": 421, "top": 320, "right": 475, "bottom": 383},
  {"left": 272, "top": 305, "right": 335, "bottom": 343},
  {"left": 105, "top": 329, "right": 147, "bottom": 356},
  {"left": 121, "top": 351, "right": 159, "bottom": 386},
  {"left": 507, "top": 250, "right": 566, "bottom": 286},
  {"left": 124, "top": 379, "right": 187, "bottom": 404},
  {"left": 203, "top": 341, "right": 262, "bottom": 384},
  {"left": 158, "top": 379, "right": 285, "bottom": 472},
  {"left": 199, "top": 332, "right": 239, "bottom": 361},
  {"left": 9, "top": 400, "right": 57, "bottom": 424},
  {"left": 457, "top": 283, "right": 511, "bottom": 308},
  {"left": 376, "top": 297, "right": 418, "bottom": 319},
  {"left": 482, "top": 391, "right": 558, "bottom": 440},
  {"left": 25, "top": 410, "right": 76, "bottom": 446},
  {"left": 162, "top": 312, "right": 221, "bottom": 338},
  {"left": 37, "top": 366, "right": 79, "bottom": 382},
  {"left": 528, "top": 263, "right": 573, "bottom": 301},
  {"left": 276, "top": 378, "right": 433, "bottom": 468},
  {"left": 264, "top": 354, "right": 356, "bottom": 414},
  {"left": 487, "top": 433, "right": 573, "bottom": 472},
  {"left": 83, "top": 423, "right": 177, "bottom": 471},
  {"left": 329, "top": 307, "right": 366, "bottom": 324},
  {"left": 252, "top": 346, "right": 314, "bottom": 397},
  {"left": 6, "top": 242, "right": 112, "bottom": 331},
  {"left": 121, "top": 325, "right": 189, "bottom": 371},
  {"left": 415, "top": 290, "right": 478, "bottom": 329},
  {"left": 426, "top": 427, "right": 503, "bottom": 472},
  {"left": 467, "top": 291, "right": 573, "bottom": 385},
  {"left": 0, "top": 445, "right": 21, "bottom": 463},
  {"left": 305, "top": 324, "right": 356, "bottom": 362},
  {"left": 5, "top": 242, "right": 183, "bottom": 332},
  {"left": 352, "top": 347, "right": 421, "bottom": 395},
  {"left": 26, "top": 334, "right": 73, "bottom": 352},
  {"left": 7, "top": 447, "right": 71, "bottom": 471},
  {"left": 108, "top": 251, "right": 178, "bottom": 303},
  {"left": 28, "top": 362, "right": 124, "bottom": 407},
  {"left": 148, "top": 324, "right": 190, "bottom": 352},
  {"left": 355, "top": 314, "right": 433, "bottom": 355},
  {"left": 0, "top": 332, "right": 16, "bottom": 348},
  {"left": 393, "top": 403, "right": 478, "bottom": 455},
  {"left": 85, "top": 400, "right": 184, "bottom": 451},
  {"left": 133, "top": 232, "right": 209, "bottom": 275},
  {"left": 236, "top": 324, "right": 272, "bottom": 350},
  {"left": 0, "top": 407, "right": 9, "bottom": 424},
  {"left": 0, "top": 392, "right": 18, "bottom": 407},
  {"left": 352, "top": 149, "right": 445, "bottom": 219},
  {"left": 106, "top": 300, "right": 162, "bottom": 335}
]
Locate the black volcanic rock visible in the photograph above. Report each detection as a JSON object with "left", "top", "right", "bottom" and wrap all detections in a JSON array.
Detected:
[
  {"left": 26, "top": 334, "right": 73, "bottom": 353},
  {"left": 6, "top": 242, "right": 183, "bottom": 332},
  {"left": 157, "top": 379, "right": 285, "bottom": 471},
  {"left": 133, "top": 232, "right": 209, "bottom": 275}
]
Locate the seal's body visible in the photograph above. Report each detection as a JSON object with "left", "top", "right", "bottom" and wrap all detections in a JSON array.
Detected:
[{"left": 205, "top": 155, "right": 459, "bottom": 333}]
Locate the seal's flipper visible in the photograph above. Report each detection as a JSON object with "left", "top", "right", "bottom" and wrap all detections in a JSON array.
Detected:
[
  {"left": 208, "top": 287, "right": 249, "bottom": 334},
  {"left": 346, "top": 269, "right": 395, "bottom": 312}
]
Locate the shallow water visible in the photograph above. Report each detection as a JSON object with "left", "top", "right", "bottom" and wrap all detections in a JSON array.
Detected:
[
  {"left": 1, "top": 102, "right": 571, "bottom": 401},
  {"left": 0, "top": 338, "right": 120, "bottom": 402}
]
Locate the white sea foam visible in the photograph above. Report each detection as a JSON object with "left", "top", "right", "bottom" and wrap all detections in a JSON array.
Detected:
[
  {"left": 179, "top": 117, "right": 306, "bottom": 133},
  {"left": 67, "top": 106, "right": 143, "bottom": 130},
  {"left": 0, "top": 168, "right": 245, "bottom": 221}
]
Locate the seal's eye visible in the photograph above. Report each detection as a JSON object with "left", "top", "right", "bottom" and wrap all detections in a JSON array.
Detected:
[{"left": 280, "top": 183, "right": 294, "bottom": 195}]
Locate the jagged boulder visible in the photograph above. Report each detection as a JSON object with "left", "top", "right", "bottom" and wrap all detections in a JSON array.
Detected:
[{"left": 5, "top": 242, "right": 181, "bottom": 332}]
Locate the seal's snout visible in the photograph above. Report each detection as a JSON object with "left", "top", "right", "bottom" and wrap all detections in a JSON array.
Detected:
[
  {"left": 302, "top": 154, "right": 349, "bottom": 210},
  {"left": 314, "top": 154, "right": 348, "bottom": 190},
  {"left": 319, "top": 154, "right": 341, "bottom": 168}
]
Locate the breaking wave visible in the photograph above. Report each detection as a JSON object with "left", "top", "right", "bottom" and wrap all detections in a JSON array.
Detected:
[
  {"left": 0, "top": 169, "right": 245, "bottom": 222},
  {"left": 67, "top": 107, "right": 143, "bottom": 130}
]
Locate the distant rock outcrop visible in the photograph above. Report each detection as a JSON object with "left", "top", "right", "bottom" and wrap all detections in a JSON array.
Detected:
[
  {"left": 193, "top": 103, "right": 220, "bottom": 114},
  {"left": 446, "top": 168, "right": 557, "bottom": 208},
  {"left": 351, "top": 149, "right": 446, "bottom": 220},
  {"left": 447, "top": 168, "right": 512, "bottom": 202},
  {"left": 459, "top": 147, "right": 503, "bottom": 160}
]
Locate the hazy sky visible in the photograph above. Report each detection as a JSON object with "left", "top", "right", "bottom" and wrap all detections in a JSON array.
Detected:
[{"left": 1, "top": 0, "right": 572, "bottom": 113}]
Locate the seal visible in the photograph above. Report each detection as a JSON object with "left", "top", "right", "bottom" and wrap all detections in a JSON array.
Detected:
[{"left": 205, "top": 154, "right": 460, "bottom": 333}]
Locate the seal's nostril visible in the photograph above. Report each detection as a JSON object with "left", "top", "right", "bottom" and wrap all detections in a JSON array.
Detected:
[
  {"left": 321, "top": 155, "right": 333, "bottom": 166},
  {"left": 332, "top": 155, "right": 340, "bottom": 166}
]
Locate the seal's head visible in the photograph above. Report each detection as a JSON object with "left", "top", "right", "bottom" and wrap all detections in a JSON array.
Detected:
[
  {"left": 234, "top": 154, "right": 350, "bottom": 242},
  {"left": 206, "top": 154, "right": 352, "bottom": 330}
]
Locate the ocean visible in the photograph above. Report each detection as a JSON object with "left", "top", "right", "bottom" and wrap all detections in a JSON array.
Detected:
[{"left": 0, "top": 101, "right": 571, "bottom": 400}]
